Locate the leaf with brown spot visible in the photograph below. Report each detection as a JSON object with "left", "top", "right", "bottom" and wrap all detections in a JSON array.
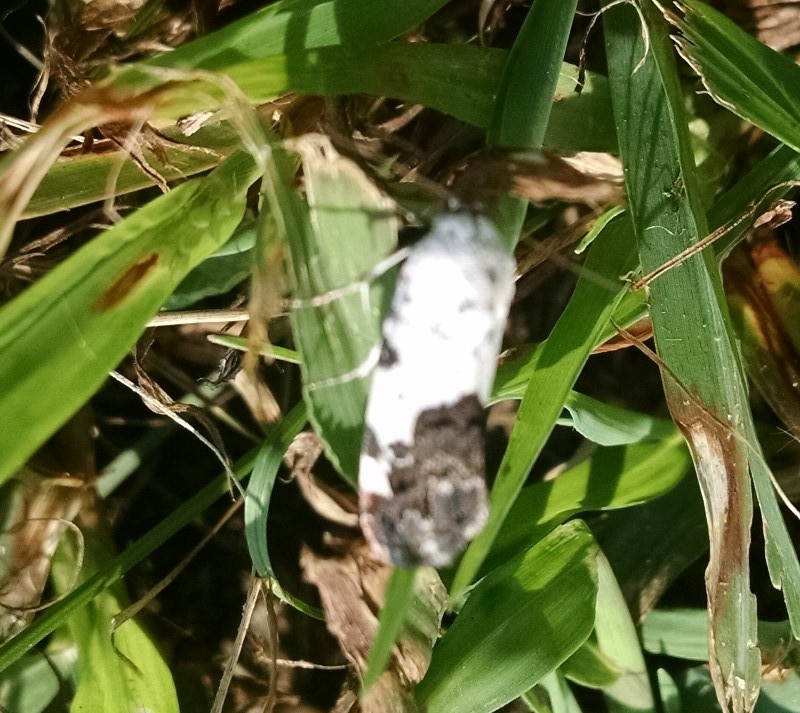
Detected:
[
  {"left": 92, "top": 251, "right": 161, "bottom": 311},
  {"left": 0, "top": 151, "right": 262, "bottom": 485}
]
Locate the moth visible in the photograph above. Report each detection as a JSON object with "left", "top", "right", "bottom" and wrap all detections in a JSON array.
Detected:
[{"left": 358, "top": 211, "right": 516, "bottom": 567}]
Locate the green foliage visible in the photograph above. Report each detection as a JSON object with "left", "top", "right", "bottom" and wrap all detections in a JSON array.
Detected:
[{"left": 2, "top": 0, "right": 800, "bottom": 711}]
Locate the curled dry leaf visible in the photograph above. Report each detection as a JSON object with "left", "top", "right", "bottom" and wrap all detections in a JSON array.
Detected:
[
  {"left": 595, "top": 316, "right": 654, "bottom": 353},
  {"left": 285, "top": 432, "right": 360, "bottom": 528},
  {"left": 232, "top": 368, "right": 281, "bottom": 424},
  {"left": 301, "top": 542, "right": 446, "bottom": 713},
  {"left": 0, "top": 411, "right": 94, "bottom": 639},
  {"left": 449, "top": 148, "right": 622, "bottom": 209},
  {"left": 724, "top": 225, "right": 800, "bottom": 440}
]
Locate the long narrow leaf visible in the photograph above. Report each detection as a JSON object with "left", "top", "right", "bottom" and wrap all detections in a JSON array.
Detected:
[
  {"left": 418, "top": 521, "right": 599, "bottom": 713},
  {"left": 669, "top": 0, "right": 800, "bottom": 154},
  {"left": 243, "top": 403, "right": 322, "bottom": 617},
  {"left": 0, "top": 151, "right": 262, "bottom": 484},
  {"left": 603, "top": 2, "right": 761, "bottom": 708}
]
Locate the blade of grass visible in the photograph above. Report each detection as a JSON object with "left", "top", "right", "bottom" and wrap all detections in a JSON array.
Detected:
[
  {"left": 487, "top": 0, "right": 579, "bottom": 251},
  {"left": 562, "top": 392, "right": 676, "bottom": 446},
  {"left": 417, "top": 521, "right": 599, "bottom": 713},
  {"left": 603, "top": 2, "right": 762, "bottom": 708},
  {"left": 561, "top": 640, "right": 620, "bottom": 689},
  {"left": 524, "top": 670, "right": 582, "bottom": 713},
  {"left": 486, "top": 431, "right": 690, "bottom": 573},
  {"left": 669, "top": 0, "right": 800, "bottom": 155},
  {"left": 0, "top": 151, "right": 262, "bottom": 485},
  {"left": 23, "top": 122, "right": 243, "bottom": 219},
  {"left": 243, "top": 402, "right": 323, "bottom": 618},
  {"left": 593, "top": 554, "right": 655, "bottom": 712},
  {"left": 139, "top": 0, "right": 453, "bottom": 69},
  {"left": 163, "top": 223, "right": 257, "bottom": 310},
  {"left": 707, "top": 144, "right": 800, "bottom": 257},
  {"left": 489, "top": 0, "right": 580, "bottom": 147}
]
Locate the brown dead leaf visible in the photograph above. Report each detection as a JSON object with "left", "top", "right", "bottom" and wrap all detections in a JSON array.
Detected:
[
  {"left": 668, "top": 391, "right": 760, "bottom": 712},
  {"left": 0, "top": 410, "right": 93, "bottom": 639},
  {"left": 286, "top": 432, "right": 360, "bottom": 528},
  {"left": 724, "top": 226, "right": 800, "bottom": 440},
  {"left": 301, "top": 542, "right": 446, "bottom": 713},
  {"left": 232, "top": 367, "right": 281, "bottom": 424},
  {"left": 449, "top": 148, "right": 622, "bottom": 209}
]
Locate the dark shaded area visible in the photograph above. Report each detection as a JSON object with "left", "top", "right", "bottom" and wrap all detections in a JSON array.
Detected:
[{"left": 0, "top": 0, "right": 47, "bottom": 118}]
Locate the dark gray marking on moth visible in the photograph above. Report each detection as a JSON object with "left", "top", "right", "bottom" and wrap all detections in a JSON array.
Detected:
[
  {"left": 362, "top": 427, "right": 381, "bottom": 459},
  {"left": 366, "top": 394, "right": 487, "bottom": 568},
  {"left": 378, "top": 341, "right": 399, "bottom": 367},
  {"left": 390, "top": 442, "right": 410, "bottom": 460}
]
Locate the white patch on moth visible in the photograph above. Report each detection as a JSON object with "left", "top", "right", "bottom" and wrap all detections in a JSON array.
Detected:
[
  {"left": 358, "top": 453, "right": 393, "bottom": 497},
  {"left": 362, "top": 213, "right": 515, "bottom": 463},
  {"left": 358, "top": 211, "right": 516, "bottom": 566}
]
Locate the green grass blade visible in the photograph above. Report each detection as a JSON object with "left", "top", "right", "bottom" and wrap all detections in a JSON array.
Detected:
[
  {"left": 707, "top": 144, "right": 800, "bottom": 257},
  {"left": 0, "top": 151, "right": 261, "bottom": 485},
  {"left": 361, "top": 566, "right": 417, "bottom": 693},
  {"left": 286, "top": 137, "right": 399, "bottom": 479},
  {"left": 563, "top": 392, "right": 676, "bottom": 446},
  {"left": 243, "top": 403, "right": 323, "bottom": 618},
  {"left": 487, "top": 432, "right": 690, "bottom": 571},
  {"left": 594, "top": 555, "right": 655, "bottom": 712},
  {"left": 603, "top": 2, "right": 763, "bottom": 708},
  {"left": 119, "top": 44, "right": 510, "bottom": 133},
  {"left": 490, "top": 0, "right": 579, "bottom": 147},
  {"left": 207, "top": 334, "right": 301, "bottom": 365},
  {"left": 524, "top": 670, "right": 582, "bottom": 713},
  {"left": 451, "top": 218, "right": 637, "bottom": 596},
  {"left": 163, "top": 223, "right": 257, "bottom": 310},
  {"left": 670, "top": 0, "right": 800, "bottom": 154},
  {"left": 417, "top": 521, "right": 599, "bottom": 713},
  {"left": 140, "top": 0, "right": 453, "bottom": 69},
  {"left": 545, "top": 65, "right": 617, "bottom": 153},
  {"left": 641, "top": 608, "right": 710, "bottom": 661},
  {"left": 487, "top": 0, "right": 580, "bottom": 256},
  {"left": 656, "top": 669, "right": 681, "bottom": 713},
  {"left": 23, "top": 123, "right": 243, "bottom": 219},
  {"left": 50, "top": 521, "right": 179, "bottom": 713},
  {"left": 561, "top": 640, "right": 620, "bottom": 689}
]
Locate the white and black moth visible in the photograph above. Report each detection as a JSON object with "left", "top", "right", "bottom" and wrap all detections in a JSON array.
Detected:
[{"left": 359, "top": 211, "right": 516, "bottom": 568}]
